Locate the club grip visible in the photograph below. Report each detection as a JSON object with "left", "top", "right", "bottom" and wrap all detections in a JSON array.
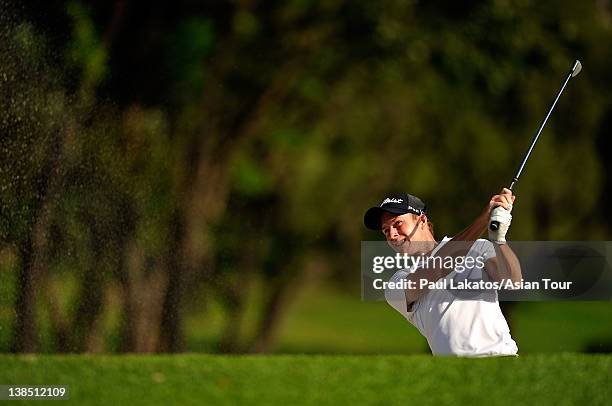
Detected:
[{"left": 489, "top": 220, "right": 500, "bottom": 231}]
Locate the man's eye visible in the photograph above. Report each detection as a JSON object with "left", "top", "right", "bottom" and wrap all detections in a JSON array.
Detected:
[{"left": 395, "top": 221, "right": 402, "bottom": 226}]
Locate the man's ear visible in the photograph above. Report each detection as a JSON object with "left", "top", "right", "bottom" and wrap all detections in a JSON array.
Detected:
[{"left": 419, "top": 214, "right": 428, "bottom": 228}]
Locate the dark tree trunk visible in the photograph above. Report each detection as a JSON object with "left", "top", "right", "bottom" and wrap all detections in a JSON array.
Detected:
[
  {"left": 249, "top": 275, "right": 294, "bottom": 354},
  {"left": 217, "top": 234, "right": 260, "bottom": 353},
  {"left": 159, "top": 265, "right": 185, "bottom": 352},
  {"left": 121, "top": 239, "right": 169, "bottom": 353},
  {"left": 158, "top": 212, "right": 186, "bottom": 352},
  {"left": 118, "top": 239, "right": 138, "bottom": 353},
  {"left": 12, "top": 236, "right": 40, "bottom": 353},
  {"left": 11, "top": 184, "right": 58, "bottom": 352},
  {"left": 217, "top": 276, "right": 252, "bottom": 353},
  {"left": 11, "top": 117, "right": 73, "bottom": 352},
  {"left": 71, "top": 254, "right": 107, "bottom": 352}
]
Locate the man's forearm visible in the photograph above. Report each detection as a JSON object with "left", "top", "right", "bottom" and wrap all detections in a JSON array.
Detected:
[{"left": 490, "top": 243, "right": 522, "bottom": 283}]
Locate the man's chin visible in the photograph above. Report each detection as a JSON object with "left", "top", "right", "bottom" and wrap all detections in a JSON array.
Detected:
[
  {"left": 390, "top": 241, "right": 410, "bottom": 254},
  {"left": 389, "top": 241, "right": 429, "bottom": 255}
]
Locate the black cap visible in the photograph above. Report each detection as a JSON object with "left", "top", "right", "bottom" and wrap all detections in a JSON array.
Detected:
[{"left": 363, "top": 192, "right": 426, "bottom": 230}]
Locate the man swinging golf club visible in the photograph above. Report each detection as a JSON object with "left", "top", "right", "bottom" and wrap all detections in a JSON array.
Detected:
[
  {"left": 364, "top": 60, "right": 582, "bottom": 356},
  {"left": 364, "top": 189, "right": 521, "bottom": 356}
]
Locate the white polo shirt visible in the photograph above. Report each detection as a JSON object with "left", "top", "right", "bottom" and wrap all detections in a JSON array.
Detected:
[{"left": 384, "top": 237, "right": 518, "bottom": 356}]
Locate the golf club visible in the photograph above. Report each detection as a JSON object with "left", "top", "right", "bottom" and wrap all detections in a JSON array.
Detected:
[{"left": 490, "top": 59, "right": 582, "bottom": 231}]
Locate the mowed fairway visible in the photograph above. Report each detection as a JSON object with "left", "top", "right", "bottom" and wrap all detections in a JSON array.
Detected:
[{"left": 0, "top": 354, "right": 610, "bottom": 405}]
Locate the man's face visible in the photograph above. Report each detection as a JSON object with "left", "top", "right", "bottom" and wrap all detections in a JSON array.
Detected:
[{"left": 381, "top": 212, "right": 429, "bottom": 254}]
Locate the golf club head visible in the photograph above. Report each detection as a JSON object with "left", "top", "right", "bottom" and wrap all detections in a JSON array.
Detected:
[{"left": 571, "top": 60, "right": 582, "bottom": 77}]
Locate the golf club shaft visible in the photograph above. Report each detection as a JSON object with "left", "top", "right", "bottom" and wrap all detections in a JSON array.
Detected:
[{"left": 490, "top": 60, "right": 582, "bottom": 231}]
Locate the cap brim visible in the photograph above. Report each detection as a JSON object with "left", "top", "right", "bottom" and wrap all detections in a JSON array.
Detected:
[{"left": 364, "top": 206, "right": 408, "bottom": 230}]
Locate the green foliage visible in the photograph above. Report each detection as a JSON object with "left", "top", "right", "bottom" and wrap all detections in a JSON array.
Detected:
[
  {"left": 231, "top": 153, "right": 273, "bottom": 197},
  {"left": 166, "top": 18, "right": 215, "bottom": 100},
  {"left": 65, "top": 1, "right": 107, "bottom": 95}
]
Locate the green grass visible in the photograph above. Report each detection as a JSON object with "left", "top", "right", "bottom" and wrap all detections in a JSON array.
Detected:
[
  {"left": 0, "top": 354, "right": 610, "bottom": 405},
  {"left": 513, "top": 301, "right": 612, "bottom": 353},
  {"left": 185, "top": 282, "right": 612, "bottom": 354},
  {"left": 184, "top": 281, "right": 430, "bottom": 354}
]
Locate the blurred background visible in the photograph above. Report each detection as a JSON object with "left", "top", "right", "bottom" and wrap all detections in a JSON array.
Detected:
[{"left": 1, "top": 0, "right": 611, "bottom": 355}]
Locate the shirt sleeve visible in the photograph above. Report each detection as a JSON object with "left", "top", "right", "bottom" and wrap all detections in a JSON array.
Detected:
[
  {"left": 474, "top": 239, "right": 496, "bottom": 283},
  {"left": 476, "top": 239, "right": 496, "bottom": 260},
  {"left": 384, "top": 269, "right": 414, "bottom": 321}
]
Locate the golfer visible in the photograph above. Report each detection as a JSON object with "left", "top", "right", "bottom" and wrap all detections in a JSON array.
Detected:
[{"left": 364, "top": 189, "right": 521, "bottom": 356}]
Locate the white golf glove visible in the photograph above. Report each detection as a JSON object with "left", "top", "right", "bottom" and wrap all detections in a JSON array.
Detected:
[{"left": 488, "top": 206, "right": 512, "bottom": 244}]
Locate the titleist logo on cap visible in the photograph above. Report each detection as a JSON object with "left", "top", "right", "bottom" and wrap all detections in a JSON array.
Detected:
[{"left": 380, "top": 198, "right": 403, "bottom": 206}]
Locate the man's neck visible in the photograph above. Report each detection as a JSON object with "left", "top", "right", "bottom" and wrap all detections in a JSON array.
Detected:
[{"left": 402, "top": 238, "right": 438, "bottom": 256}]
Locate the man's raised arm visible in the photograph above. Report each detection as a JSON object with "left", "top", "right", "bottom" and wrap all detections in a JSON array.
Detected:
[{"left": 404, "top": 188, "right": 516, "bottom": 304}]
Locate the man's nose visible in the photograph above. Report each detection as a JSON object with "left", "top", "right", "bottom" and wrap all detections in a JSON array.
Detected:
[{"left": 388, "top": 227, "right": 400, "bottom": 240}]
